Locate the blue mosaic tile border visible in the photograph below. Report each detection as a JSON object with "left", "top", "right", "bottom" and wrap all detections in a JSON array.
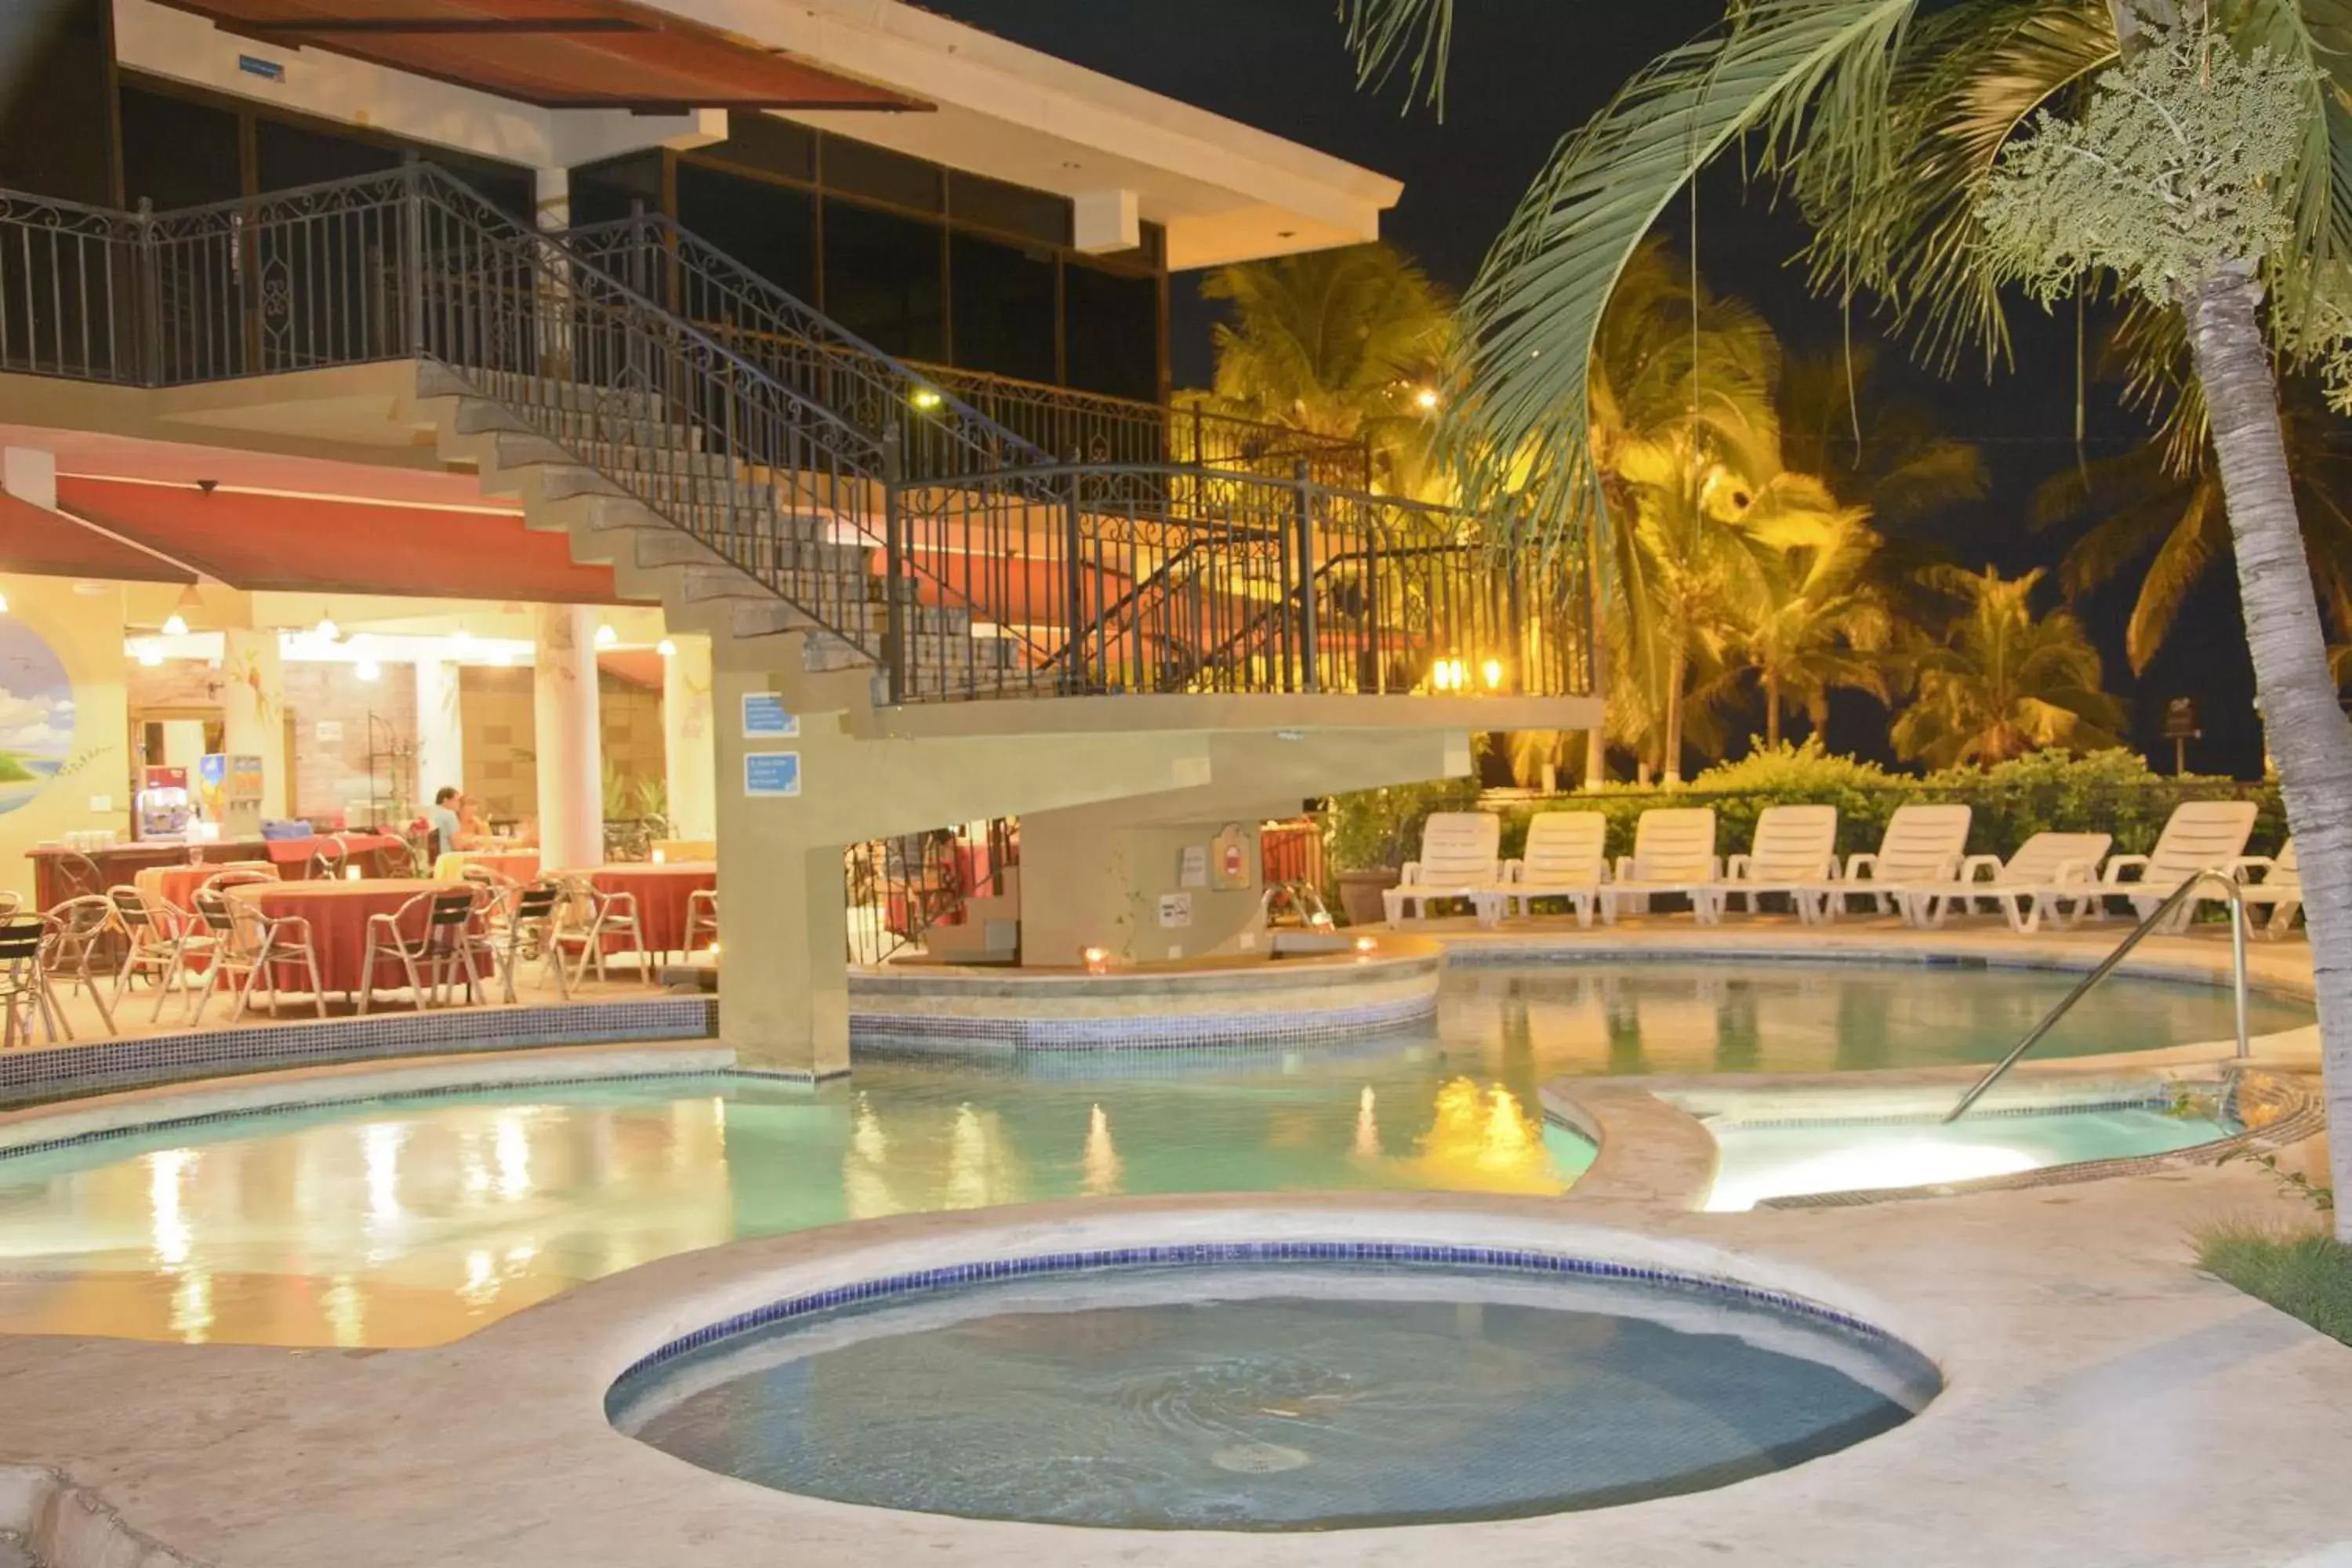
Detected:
[
  {"left": 846, "top": 991, "right": 1436, "bottom": 1051},
  {"left": 0, "top": 998, "right": 717, "bottom": 1108},
  {"left": 606, "top": 1240, "right": 1917, "bottom": 1411},
  {"left": 0, "top": 1068, "right": 742, "bottom": 1163}
]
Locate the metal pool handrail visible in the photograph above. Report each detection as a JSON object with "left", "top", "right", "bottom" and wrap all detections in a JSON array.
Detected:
[{"left": 1944, "top": 869, "right": 2253, "bottom": 1124}]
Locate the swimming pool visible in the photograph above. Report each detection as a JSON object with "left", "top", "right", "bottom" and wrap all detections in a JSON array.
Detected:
[{"left": 0, "top": 962, "right": 2298, "bottom": 1347}]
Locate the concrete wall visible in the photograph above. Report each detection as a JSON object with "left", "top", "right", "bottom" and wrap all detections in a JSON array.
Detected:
[{"left": 0, "top": 575, "right": 132, "bottom": 902}]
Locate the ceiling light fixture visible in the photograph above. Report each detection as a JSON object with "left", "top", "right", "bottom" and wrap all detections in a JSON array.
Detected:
[
  {"left": 594, "top": 623, "right": 618, "bottom": 649},
  {"left": 161, "top": 586, "right": 200, "bottom": 638},
  {"left": 314, "top": 612, "right": 340, "bottom": 642},
  {"left": 657, "top": 637, "right": 677, "bottom": 658}
]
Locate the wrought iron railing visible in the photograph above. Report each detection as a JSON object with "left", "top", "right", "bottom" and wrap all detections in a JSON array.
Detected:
[
  {"left": 560, "top": 208, "right": 1371, "bottom": 490},
  {"left": 844, "top": 818, "right": 1018, "bottom": 965},
  {"left": 0, "top": 169, "right": 1590, "bottom": 711},
  {"left": 880, "top": 460, "right": 1589, "bottom": 704}
]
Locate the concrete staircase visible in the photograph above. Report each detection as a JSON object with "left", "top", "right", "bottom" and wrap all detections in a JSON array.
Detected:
[{"left": 403, "top": 362, "right": 1021, "bottom": 712}]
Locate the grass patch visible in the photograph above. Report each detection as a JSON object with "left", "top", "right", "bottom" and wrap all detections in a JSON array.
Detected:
[{"left": 2197, "top": 1223, "right": 2352, "bottom": 1346}]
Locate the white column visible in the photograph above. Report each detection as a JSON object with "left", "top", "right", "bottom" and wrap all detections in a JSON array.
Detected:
[
  {"left": 662, "top": 633, "right": 717, "bottom": 842},
  {"left": 2, "top": 446, "right": 56, "bottom": 510},
  {"left": 534, "top": 165, "right": 569, "bottom": 232},
  {"left": 220, "top": 626, "right": 288, "bottom": 820},
  {"left": 533, "top": 604, "right": 603, "bottom": 870},
  {"left": 414, "top": 657, "right": 464, "bottom": 811}
]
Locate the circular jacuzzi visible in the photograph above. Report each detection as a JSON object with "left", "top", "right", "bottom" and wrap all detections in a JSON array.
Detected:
[{"left": 607, "top": 1243, "right": 1940, "bottom": 1531}]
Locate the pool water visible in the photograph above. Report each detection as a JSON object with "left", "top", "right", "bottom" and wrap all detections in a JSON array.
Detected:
[
  {"left": 0, "top": 964, "right": 2298, "bottom": 1347},
  {"left": 612, "top": 1261, "right": 1938, "bottom": 1530},
  {"left": 1701, "top": 1105, "right": 2239, "bottom": 1212}
]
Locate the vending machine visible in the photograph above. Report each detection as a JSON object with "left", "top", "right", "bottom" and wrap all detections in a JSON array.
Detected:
[
  {"left": 197, "top": 753, "right": 265, "bottom": 839},
  {"left": 136, "top": 765, "right": 192, "bottom": 841}
]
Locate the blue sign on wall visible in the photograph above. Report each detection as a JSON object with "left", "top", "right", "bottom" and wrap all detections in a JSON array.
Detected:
[
  {"left": 743, "top": 751, "right": 801, "bottom": 798},
  {"left": 742, "top": 691, "right": 798, "bottom": 739}
]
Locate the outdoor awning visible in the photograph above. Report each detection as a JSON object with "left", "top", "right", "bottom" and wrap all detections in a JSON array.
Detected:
[
  {"left": 51, "top": 477, "right": 621, "bottom": 603},
  {"left": 0, "top": 491, "right": 194, "bottom": 584},
  {"left": 152, "top": 0, "right": 931, "bottom": 113}
]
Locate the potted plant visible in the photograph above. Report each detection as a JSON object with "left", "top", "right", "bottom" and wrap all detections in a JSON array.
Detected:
[{"left": 1320, "top": 778, "right": 1480, "bottom": 926}]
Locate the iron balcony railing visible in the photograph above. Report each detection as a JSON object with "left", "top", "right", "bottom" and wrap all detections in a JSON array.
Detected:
[
  {"left": 0, "top": 166, "right": 1591, "bottom": 710},
  {"left": 880, "top": 459, "right": 1591, "bottom": 705},
  {"left": 560, "top": 208, "right": 1373, "bottom": 491},
  {"left": 844, "top": 818, "right": 1018, "bottom": 966}
]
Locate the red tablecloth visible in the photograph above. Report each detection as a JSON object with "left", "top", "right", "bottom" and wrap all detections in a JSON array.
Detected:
[
  {"left": 263, "top": 834, "right": 408, "bottom": 876},
  {"left": 227, "top": 879, "right": 458, "bottom": 996},
  {"left": 135, "top": 861, "right": 277, "bottom": 913},
  {"left": 589, "top": 863, "right": 715, "bottom": 958}
]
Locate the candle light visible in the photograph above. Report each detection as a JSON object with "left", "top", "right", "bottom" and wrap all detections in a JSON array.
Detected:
[
  {"left": 1081, "top": 946, "right": 1110, "bottom": 975},
  {"left": 652, "top": 848, "right": 666, "bottom": 865},
  {"left": 345, "top": 866, "right": 362, "bottom": 881}
]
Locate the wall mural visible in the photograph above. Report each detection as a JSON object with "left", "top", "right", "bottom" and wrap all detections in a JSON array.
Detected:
[{"left": 0, "top": 618, "right": 74, "bottom": 815}]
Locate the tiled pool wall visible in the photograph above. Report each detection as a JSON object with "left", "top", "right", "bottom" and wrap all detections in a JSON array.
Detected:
[
  {"left": 0, "top": 998, "right": 719, "bottom": 1108},
  {"left": 604, "top": 1239, "right": 1940, "bottom": 1417}
]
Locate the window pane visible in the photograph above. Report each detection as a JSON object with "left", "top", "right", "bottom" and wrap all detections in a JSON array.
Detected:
[
  {"left": 0, "top": 0, "right": 114, "bottom": 204},
  {"left": 254, "top": 119, "right": 401, "bottom": 193},
  {"left": 821, "top": 136, "right": 941, "bottom": 213},
  {"left": 677, "top": 160, "right": 815, "bottom": 301},
  {"left": 949, "top": 232, "right": 1054, "bottom": 383},
  {"left": 947, "top": 171, "right": 1069, "bottom": 245},
  {"left": 569, "top": 152, "right": 662, "bottom": 228},
  {"left": 119, "top": 86, "right": 241, "bottom": 209},
  {"left": 1063, "top": 263, "right": 1158, "bottom": 401},
  {"left": 708, "top": 115, "right": 815, "bottom": 183},
  {"left": 822, "top": 198, "right": 943, "bottom": 360}
]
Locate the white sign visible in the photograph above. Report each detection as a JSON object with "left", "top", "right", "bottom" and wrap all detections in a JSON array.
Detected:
[
  {"left": 743, "top": 751, "right": 801, "bottom": 797},
  {"left": 1178, "top": 845, "right": 1208, "bottom": 889},
  {"left": 742, "top": 691, "right": 799, "bottom": 739},
  {"left": 1157, "top": 892, "right": 1193, "bottom": 929},
  {"left": 314, "top": 720, "right": 344, "bottom": 743}
]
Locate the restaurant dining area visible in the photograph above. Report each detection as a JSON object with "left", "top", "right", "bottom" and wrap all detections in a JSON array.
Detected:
[{"left": 0, "top": 435, "right": 725, "bottom": 1054}]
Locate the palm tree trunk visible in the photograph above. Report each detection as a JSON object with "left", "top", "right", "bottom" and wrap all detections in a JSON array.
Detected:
[
  {"left": 1765, "top": 670, "right": 1783, "bottom": 750},
  {"left": 2184, "top": 264, "right": 2352, "bottom": 1240},
  {"left": 1662, "top": 640, "right": 1686, "bottom": 787},
  {"left": 1584, "top": 520, "right": 1610, "bottom": 789}
]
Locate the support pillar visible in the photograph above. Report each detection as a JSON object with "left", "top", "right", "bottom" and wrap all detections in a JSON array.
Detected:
[
  {"left": 662, "top": 633, "right": 717, "bottom": 842},
  {"left": 533, "top": 604, "right": 602, "bottom": 870},
  {"left": 413, "top": 657, "right": 464, "bottom": 814},
  {"left": 713, "top": 666, "right": 848, "bottom": 1078},
  {"left": 220, "top": 626, "right": 288, "bottom": 820}
]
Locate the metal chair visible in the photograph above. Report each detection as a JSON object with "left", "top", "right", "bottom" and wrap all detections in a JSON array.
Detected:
[
  {"left": 684, "top": 888, "right": 719, "bottom": 954},
  {"left": 305, "top": 835, "right": 349, "bottom": 881},
  {"left": 39, "top": 895, "right": 118, "bottom": 1038},
  {"left": 553, "top": 879, "right": 641, "bottom": 986},
  {"left": 0, "top": 915, "right": 63, "bottom": 1049},
  {"left": 108, "top": 884, "right": 213, "bottom": 1024},
  {"left": 359, "top": 888, "right": 484, "bottom": 1013},
  {"left": 0, "top": 891, "right": 20, "bottom": 920},
  {"left": 190, "top": 887, "right": 327, "bottom": 1025},
  {"left": 485, "top": 880, "right": 570, "bottom": 1003},
  {"left": 49, "top": 850, "right": 107, "bottom": 902}
]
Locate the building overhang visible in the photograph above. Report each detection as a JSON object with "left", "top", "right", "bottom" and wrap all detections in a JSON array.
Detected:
[{"left": 143, "top": 0, "right": 928, "bottom": 114}]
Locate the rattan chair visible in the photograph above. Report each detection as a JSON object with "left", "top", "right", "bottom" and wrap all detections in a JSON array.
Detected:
[
  {"left": 190, "top": 887, "right": 327, "bottom": 1025},
  {"left": 40, "top": 895, "right": 118, "bottom": 1037},
  {"left": 360, "top": 888, "right": 484, "bottom": 1013},
  {"left": 553, "top": 879, "right": 641, "bottom": 986},
  {"left": 485, "top": 880, "right": 570, "bottom": 1003},
  {"left": 684, "top": 888, "right": 718, "bottom": 954},
  {"left": 108, "top": 884, "right": 213, "bottom": 1023}
]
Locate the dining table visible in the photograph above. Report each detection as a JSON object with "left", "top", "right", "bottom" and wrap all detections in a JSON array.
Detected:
[
  {"left": 432, "top": 849, "right": 543, "bottom": 884},
  {"left": 135, "top": 861, "right": 278, "bottom": 915},
  {"left": 224, "top": 878, "right": 470, "bottom": 1003},
  {"left": 587, "top": 862, "right": 716, "bottom": 962}
]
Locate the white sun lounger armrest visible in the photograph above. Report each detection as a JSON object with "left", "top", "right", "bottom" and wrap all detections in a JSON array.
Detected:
[
  {"left": 1399, "top": 859, "right": 1422, "bottom": 885},
  {"left": 2100, "top": 855, "right": 2151, "bottom": 884},
  {"left": 1725, "top": 854, "right": 1752, "bottom": 879},
  {"left": 1843, "top": 851, "right": 1880, "bottom": 881},
  {"left": 1502, "top": 858, "right": 1525, "bottom": 884},
  {"left": 2053, "top": 858, "right": 2103, "bottom": 886},
  {"left": 2223, "top": 855, "right": 2273, "bottom": 880},
  {"left": 1614, "top": 855, "right": 1636, "bottom": 882},
  {"left": 1957, "top": 854, "right": 2003, "bottom": 882}
]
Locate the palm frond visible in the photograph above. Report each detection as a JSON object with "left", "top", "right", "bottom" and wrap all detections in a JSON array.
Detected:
[
  {"left": 1443, "top": 0, "right": 1918, "bottom": 555},
  {"left": 1339, "top": 0, "right": 1456, "bottom": 110}
]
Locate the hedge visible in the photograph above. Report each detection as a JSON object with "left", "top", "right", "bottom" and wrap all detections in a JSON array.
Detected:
[{"left": 1320, "top": 745, "right": 2285, "bottom": 877}]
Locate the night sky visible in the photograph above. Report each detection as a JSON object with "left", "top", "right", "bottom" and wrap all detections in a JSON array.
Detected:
[{"left": 927, "top": 1, "right": 2268, "bottom": 777}]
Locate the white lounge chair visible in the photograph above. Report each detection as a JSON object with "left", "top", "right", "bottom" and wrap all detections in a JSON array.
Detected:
[
  {"left": 1896, "top": 830, "right": 2113, "bottom": 932},
  {"left": 1600, "top": 808, "right": 1719, "bottom": 924},
  {"left": 1798, "top": 804, "right": 1973, "bottom": 922},
  {"left": 2218, "top": 837, "right": 2303, "bottom": 938},
  {"left": 2096, "top": 800, "right": 2260, "bottom": 929},
  {"left": 1471, "top": 811, "right": 1609, "bottom": 927},
  {"left": 1381, "top": 811, "right": 1502, "bottom": 924},
  {"left": 1705, "top": 805, "right": 1840, "bottom": 922}
]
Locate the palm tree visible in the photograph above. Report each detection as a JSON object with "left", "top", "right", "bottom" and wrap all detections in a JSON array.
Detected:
[
  {"left": 1733, "top": 506, "right": 1893, "bottom": 747},
  {"left": 1891, "top": 566, "right": 2126, "bottom": 767},
  {"left": 1342, "top": 0, "right": 2352, "bottom": 1239},
  {"left": 1192, "top": 242, "right": 1454, "bottom": 495},
  {"left": 2035, "top": 374, "right": 2352, "bottom": 673}
]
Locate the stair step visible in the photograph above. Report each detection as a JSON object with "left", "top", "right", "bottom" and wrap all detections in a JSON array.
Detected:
[
  {"left": 453, "top": 397, "right": 703, "bottom": 452},
  {"left": 456, "top": 366, "right": 671, "bottom": 422}
]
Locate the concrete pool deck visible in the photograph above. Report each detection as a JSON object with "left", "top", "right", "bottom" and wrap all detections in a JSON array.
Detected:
[{"left": 0, "top": 914, "right": 2343, "bottom": 1566}]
